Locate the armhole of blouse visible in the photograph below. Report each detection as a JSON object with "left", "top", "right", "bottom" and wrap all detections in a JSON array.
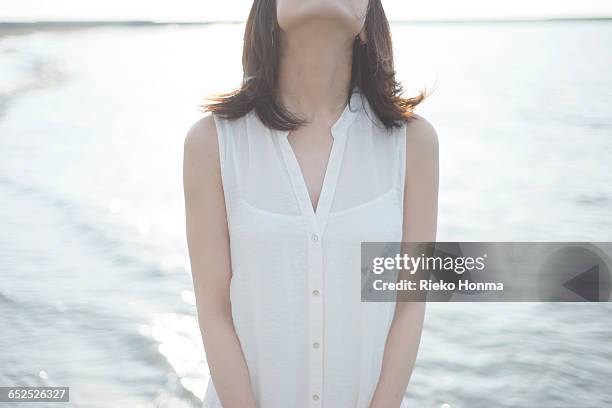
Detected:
[
  {"left": 212, "top": 114, "right": 232, "bottom": 219},
  {"left": 398, "top": 120, "right": 408, "bottom": 211},
  {"left": 211, "top": 114, "right": 225, "bottom": 176}
]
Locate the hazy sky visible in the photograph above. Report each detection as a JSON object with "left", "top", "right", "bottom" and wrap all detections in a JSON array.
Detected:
[{"left": 2, "top": 0, "right": 612, "bottom": 22}]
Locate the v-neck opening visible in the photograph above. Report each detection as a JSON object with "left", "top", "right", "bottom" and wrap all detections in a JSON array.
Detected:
[
  {"left": 283, "top": 133, "right": 337, "bottom": 217},
  {"left": 276, "top": 88, "right": 362, "bottom": 231}
]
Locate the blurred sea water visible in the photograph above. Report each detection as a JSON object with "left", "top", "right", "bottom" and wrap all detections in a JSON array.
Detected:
[{"left": 1, "top": 21, "right": 612, "bottom": 407}]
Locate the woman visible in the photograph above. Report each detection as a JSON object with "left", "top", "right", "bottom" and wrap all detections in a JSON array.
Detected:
[{"left": 183, "top": 0, "right": 439, "bottom": 407}]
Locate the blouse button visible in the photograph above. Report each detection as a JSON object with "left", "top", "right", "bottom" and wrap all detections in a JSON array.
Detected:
[
  {"left": 311, "top": 233, "right": 319, "bottom": 242},
  {"left": 313, "top": 342, "right": 320, "bottom": 349},
  {"left": 312, "top": 289, "right": 320, "bottom": 297},
  {"left": 312, "top": 394, "right": 320, "bottom": 401}
]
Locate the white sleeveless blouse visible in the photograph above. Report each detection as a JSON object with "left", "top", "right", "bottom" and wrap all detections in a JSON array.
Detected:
[{"left": 204, "top": 88, "right": 408, "bottom": 408}]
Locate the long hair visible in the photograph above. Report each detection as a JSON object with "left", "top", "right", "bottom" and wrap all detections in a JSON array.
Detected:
[{"left": 202, "top": 0, "right": 426, "bottom": 130}]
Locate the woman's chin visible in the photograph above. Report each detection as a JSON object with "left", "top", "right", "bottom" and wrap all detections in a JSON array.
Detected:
[{"left": 278, "top": 0, "right": 364, "bottom": 34}]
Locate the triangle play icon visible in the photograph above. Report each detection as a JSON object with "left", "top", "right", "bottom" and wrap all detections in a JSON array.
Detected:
[{"left": 562, "top": 264, "right": 600, "bottom": 302}]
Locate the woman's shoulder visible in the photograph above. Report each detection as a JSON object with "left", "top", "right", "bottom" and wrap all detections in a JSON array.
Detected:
[
  {"left": 183, "top": 114, "right": 221, "bottom": 188},
  {"left": 184, "top": 114, "right": 219, "bottom": 157},
  {"left": 404, "top": 113, "right": 438, "bottom": 152},
  {"left": 403, "top": 114, "right": 439, "bottom": 180}
]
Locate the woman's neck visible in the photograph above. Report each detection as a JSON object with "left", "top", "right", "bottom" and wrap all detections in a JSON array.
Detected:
[{"left": 277, "top": 21, "right": 354, "bottom": 124}]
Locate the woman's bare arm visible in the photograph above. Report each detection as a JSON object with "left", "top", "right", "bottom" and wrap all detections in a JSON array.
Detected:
[
  {"left": 370, "top": 115, "right": 439, "bottom": 408},
  {"left": 183, "top": 115, "right": 257, "bottom": 408}
]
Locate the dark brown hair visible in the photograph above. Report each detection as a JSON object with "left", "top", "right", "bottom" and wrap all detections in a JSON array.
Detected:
[{"left": 202, "top": 0, "right": 425, "bottom": 130}]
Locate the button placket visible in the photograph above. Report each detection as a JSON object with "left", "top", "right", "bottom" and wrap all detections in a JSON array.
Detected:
[
  {"left": 274, "top": 96, "right": 358, "bottom": 405},
  {"left": 308, "top": 227, "right": 324, "bottom": 407}
]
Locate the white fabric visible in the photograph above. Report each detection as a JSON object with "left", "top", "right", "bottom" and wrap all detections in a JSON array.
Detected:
[{"left": 204, "top": 87, "right": 408, "bottom": 408}]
